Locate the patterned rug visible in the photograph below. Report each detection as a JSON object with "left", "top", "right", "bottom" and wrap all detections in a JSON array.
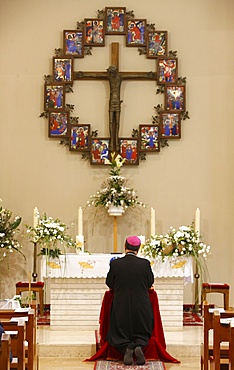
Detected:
[{"left": 94, "top": 360, "right": 166, "bottom": 370}]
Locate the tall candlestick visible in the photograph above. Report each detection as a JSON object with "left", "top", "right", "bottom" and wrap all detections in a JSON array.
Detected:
[
  {"left": 150, "top": 207, "right": 156, "bottom": 236},
  {"left": 78, "top": 207, "right": 83, "bottom": 235},
  {"left": 194, "top": 208, "right": 201, "bottom": 313},
  {"left": 195, "top": 208, "right": 200, "bottom": 241},
  {"left": 28, "top": 271, "right": 32, "bottom": 306}
]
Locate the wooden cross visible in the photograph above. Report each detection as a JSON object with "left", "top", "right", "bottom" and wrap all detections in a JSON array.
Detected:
[{"left": 74, "top": 42, "right": 157, "bottom": 151}]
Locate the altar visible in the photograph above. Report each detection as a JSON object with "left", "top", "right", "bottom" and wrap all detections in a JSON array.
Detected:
[{"left": 40, "top": 254, "right": 193, "bottom": 331}]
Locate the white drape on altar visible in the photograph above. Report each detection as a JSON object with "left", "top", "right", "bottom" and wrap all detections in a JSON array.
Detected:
[{"left": 40, "top": 254, "right": 193, "bottom": 282}]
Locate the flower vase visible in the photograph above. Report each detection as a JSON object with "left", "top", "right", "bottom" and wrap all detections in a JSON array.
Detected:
[
  {"left": 178, "top": 244, "right": 184, "bottom": 253},
  {"left": 108, "top": 205, "right": 125, "bottom": 216},
  {"left": 163, "top": 245, "right": 174, "bottom": 255}
]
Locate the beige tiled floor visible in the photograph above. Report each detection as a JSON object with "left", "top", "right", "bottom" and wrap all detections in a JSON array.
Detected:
[{"left": 37, "top": 325, "right": 203, "bottom": 370}]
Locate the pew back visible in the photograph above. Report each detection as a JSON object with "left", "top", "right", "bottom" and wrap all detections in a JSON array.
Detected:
[
  {"left": 2, "top": 320, "right": 26, "bottom": 370},
  {"left": 230, "top": 321, "right": 234, "bottom": 370},
  {"left": 0, "top": 333, "right": 11, "bottom": 370},
  {"left": 210, "top": 310, "right": 234, "bottom": 370},
  {"left": 201, "top": 301, "right": 234, "bottom": 370},
  {"left": 0, "top": 309, "right": 37, "bottom": 370}
]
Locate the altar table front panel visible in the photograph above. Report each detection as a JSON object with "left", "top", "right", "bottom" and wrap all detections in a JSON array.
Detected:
[
  {"left": 47, "top": 278, "right": 185, "bottom": 331},
  {"left": 49, "top": 277, "right": 106, "bottom": 329},
  {"left": 41, "top": 254, "right": 193, "bottom": 331}
]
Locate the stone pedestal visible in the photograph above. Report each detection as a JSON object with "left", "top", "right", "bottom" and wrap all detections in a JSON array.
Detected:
[{"left": 155, "top": 277, "right": 183, "bottom": 331}]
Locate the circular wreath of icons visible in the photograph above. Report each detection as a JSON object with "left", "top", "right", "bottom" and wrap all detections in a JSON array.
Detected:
[{"left": 40, "top": 6, "right": 190, "bottom": 166}]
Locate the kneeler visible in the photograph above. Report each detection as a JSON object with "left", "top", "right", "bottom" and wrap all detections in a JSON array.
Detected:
[{"left": 85, "top": 289, "right": 180, "bottom": 363}]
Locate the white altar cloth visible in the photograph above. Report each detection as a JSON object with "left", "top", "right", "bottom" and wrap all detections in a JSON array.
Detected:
[
  {"left": 40, "top": 254, "right": 193, "bottom": 281},
  {"left": 151, "top": 256, "right": 194, "bottom": 282}
]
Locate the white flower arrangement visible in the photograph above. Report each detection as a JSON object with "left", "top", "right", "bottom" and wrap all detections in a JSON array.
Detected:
[
  {"left": 0, "top": 199, "right": 24, "bottom": 260},
  {"left": 86, "top": 153, "right": 146, "bottom": 210},
  {"left": 142, "top": 224, "right": 211, "bottom": 262},
  {"left": 26, "top": 212, "right": 77, "bottom": 258}
]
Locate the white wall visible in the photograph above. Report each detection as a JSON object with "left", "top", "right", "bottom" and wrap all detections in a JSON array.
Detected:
[{"left": 0, "top": 0, "right": 234, "bottom": 306}]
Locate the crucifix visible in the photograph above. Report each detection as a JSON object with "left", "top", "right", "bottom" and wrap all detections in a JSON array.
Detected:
[{"left": 74, "top": 42, "right": 157, "bottom": 151}]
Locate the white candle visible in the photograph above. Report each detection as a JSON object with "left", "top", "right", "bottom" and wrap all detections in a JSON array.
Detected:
[
  {"left": 78, "top": 207, "right": 83, "bottom": 235},
  {"left": 33, "top": 207, "right": 39, "bottom": 228},
  {"left": 138, "top": 235, "right": 145, "bottom": 246},
  {"left": 195, "top": 208, "right": 200, "bottom": 241},
  {"left": 33, "top": 207, "right": 39, "bottom": 243},
  {"left": 150, "top": 207, "right": 156, "bottom": 236}
]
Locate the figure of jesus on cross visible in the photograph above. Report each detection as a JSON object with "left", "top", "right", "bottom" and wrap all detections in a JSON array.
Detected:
[{"left": 74, "top": 43, "right": 157, "bottom": 151}]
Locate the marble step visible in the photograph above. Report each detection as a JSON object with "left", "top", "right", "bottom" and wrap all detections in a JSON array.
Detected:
[
  {"left": 37, "top": 342, "right": 201, "bottom": 358},
  {"left": 37, "top": 326, "right": 203, "bottom": 359}
]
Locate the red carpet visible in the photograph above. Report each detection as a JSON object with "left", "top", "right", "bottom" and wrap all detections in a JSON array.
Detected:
[
  {"left": 37, "top": 305, "right": 50, "bottom": 325},
  {"left": 94, "top": 360, "right": 165, "bottom": 370},
  {"left": 183, "top": 311, "right": 203, "bottom": 326}
]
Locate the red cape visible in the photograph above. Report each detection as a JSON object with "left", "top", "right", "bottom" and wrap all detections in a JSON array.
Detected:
[{"left": 85, "top": 289, "right": 180, "bottom": 363}]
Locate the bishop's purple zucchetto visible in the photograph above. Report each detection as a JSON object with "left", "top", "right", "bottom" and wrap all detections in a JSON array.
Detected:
[{"left": 125, "top": 236, "right": 141, "bottom": 251}]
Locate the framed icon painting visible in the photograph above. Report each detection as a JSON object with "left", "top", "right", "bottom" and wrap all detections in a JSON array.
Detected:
[
  {"left": 90, "top": 138, "right": 110, "bottom": 165},
  {"left": 157, "top": 58, "right": 178, "bottom": 85},
  {"left": 69, "top": 124, "right": 90, "bottom": 151},
  {"left": 139, "top": 125, "right": 160, "bottom": 151},
  {"left": 146, "top": 31, "right": 168, "bottom": 58},
  {"left": 84, "top": 19, "right": 105, "bottom": 46},
  {"left": 63, "top": 30, "right": 84, "bottom": 58},
  {"left": 160, "top": 112, "right": 181, "bottom": 139},
  {"left": 48, "top": 110, "right": 69, "bottom": 138},
  {"left": 119, "top": 138, "right": 139, "bottom": 165},
  {"left": 105, "top": 7, "right": 126, "bottom": 34},
  {"left": 165, "top": 85, "right": 186, "bottom": 111},
  {"left": 44, "top": 83, "right": 65, "bottom": 110},
  {"left": 126, "top": 19, "right": 146, "bottom": 47},
  {"left": 52, "top": 57, "right": 74, "bottom": 83}
]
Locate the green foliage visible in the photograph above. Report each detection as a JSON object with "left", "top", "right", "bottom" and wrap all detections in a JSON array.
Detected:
[
  {"left": 0, "top": 202, "right": 24, "bottom": 260},
  {"left": 38, "top": 247, "right": 62, "bottom": 259},
  {"left": 26, "top": 213, "right": 78, "bottom": 257}
]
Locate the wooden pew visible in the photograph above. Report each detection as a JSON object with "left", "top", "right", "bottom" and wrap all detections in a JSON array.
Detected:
[
  {"left": 230, "top": 321, "right": 234, "bottom": 370},
  {"left": 201, "top": 301, "right": 234, "bottom": 370},
  {"left": 0, "top": 333, "right": 11, "bottom": 370},
  {"left": 209, "top": 310, "right": 234, "bottom": 370},
  {"left": 2, "top": 320, "right": 26, "bottom": 370},
  {"left": 0, "top": 309, "right": 37, "bottom": 370},
  {"left": 201, "top": 301, "right": 214, "bottom": 370}
]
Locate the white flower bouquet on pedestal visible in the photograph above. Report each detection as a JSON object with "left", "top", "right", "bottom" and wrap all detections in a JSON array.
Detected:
[{"left": 86, "top": 152, "right": 146, "bottom": 213}]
